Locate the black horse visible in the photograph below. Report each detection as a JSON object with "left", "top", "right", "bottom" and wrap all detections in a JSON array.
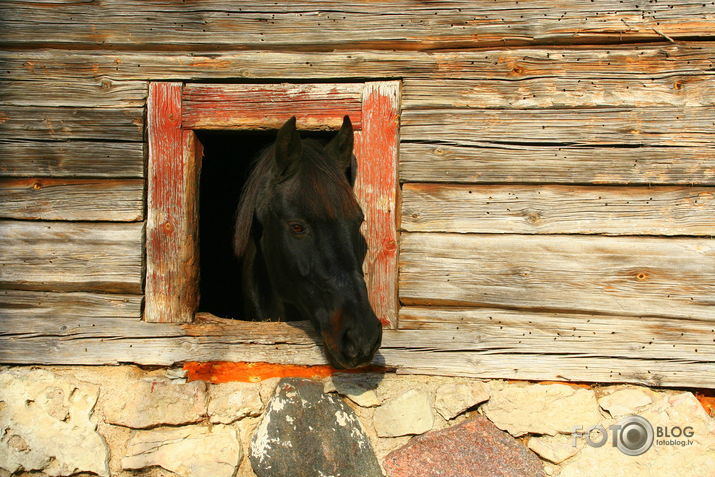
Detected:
[{"left": 233, "top": 116, "right": 382, "bottom": 369}]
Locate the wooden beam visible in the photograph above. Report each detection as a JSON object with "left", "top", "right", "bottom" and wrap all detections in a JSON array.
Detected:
[
  {"left": 401, "top": 107, "right": 715, "bottom": 147},
  {"left": 0, "top": 140, "right": 144, "bottom": 179},
  {"left": 0, "top": 290, "right": 142, "bottom": 320},
  {"left": 402, "top": 75, "right": 715, "bottom": 110},
  {"left": 0, "top": 178, "right": 144, "bottom": 222},
  {"left": 0, "top": 79, "right": 147, "bottom": 108},
  {"left": 0, "top": 106, "right": 144, "bottom": 141},
  {"left": 0, "top": 313, "right": 712, "bottom": 388},
  {"left": 402, "top": 184, "right": 715, "bottom": 236},
  {"left": 0, "top": 221, "right": 143, "bottom": 294},
  {"left": 398, "top": 307, "right": 715, "bottom": 360},
  {"left": 145, "top": 83, "right": 201, "bottom": 323},
  {"left": 399, "top": 233, "right": 715, "bottom": 320},
  {"left": 182, "top": 83, "right": 363, "bottom": 130},
  {"left": 399, "top": 143, "right": 715, "bottom": 185},
  {"left": 2, "top": 45, "right": 714, "bottom": 83},
  {"left": 354, "top": 82, "right": 401, "bottom": 328},
  {"left": 1, "top": 1, "right": 713, "bottom": 49}
]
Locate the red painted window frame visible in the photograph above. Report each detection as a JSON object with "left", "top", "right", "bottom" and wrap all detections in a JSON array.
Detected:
[{"left": 145, "top": 82, "right": 401, "bottom": 328}]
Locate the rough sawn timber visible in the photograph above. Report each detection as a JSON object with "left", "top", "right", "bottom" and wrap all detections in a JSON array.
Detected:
[
  {"left": 0, "top": 221, "right": 143, "bottom": 294},
  {"left": 354, "top": 82, "right": 401, "bottom": 328},
  {"left": 402, "top": 184, "right": 715, "bottom": 236},
  {"left": 182, "top": 83, "right": 363, "bottom": 130},
  {"left": 0, "top": 178, "right": 144, "bottom": 222},
  {"left": 1, "top": 1, "right": 714, "bottom": 49},
  {"left": 0, "top": 106, "right": 144, "bottom": 142},
  {"left": 399, "top": 143, "right": 715, "bottom": 185},
  {"left": 400, "top": 233, "right": 715, "bottom": 320},
  {"left": 145, "top": 83, "right": 201, "bottom": 323},
  {"left": 0, "top": 140, "right": 145, "bottom": 179}
]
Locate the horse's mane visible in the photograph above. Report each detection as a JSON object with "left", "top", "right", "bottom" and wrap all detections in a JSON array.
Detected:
[{"left": 233, "top": 139, "right": 361, "bottom": 260}]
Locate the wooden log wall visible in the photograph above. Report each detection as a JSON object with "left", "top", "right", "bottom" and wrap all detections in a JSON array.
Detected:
[{"left": 0, "top": 1, "right": 713, "bottom": 387}]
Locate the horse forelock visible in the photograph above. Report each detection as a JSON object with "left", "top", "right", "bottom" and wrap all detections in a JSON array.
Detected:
[{"left": 233, "top": 139, "right": 361, "bottom": 260}]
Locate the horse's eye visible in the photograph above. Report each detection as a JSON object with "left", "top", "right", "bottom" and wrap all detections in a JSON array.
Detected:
[{"left": 289, "top": 222, "right": 307, "bottom": 236}]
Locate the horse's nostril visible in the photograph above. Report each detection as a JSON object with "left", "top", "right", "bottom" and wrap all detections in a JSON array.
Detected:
[{"left": 342, "top": 330, "right": 361, "bottom": 361}]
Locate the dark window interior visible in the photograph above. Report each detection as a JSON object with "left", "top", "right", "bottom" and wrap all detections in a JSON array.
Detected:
[{"left": 197, "top": 130, "right": 331, "bottom": 319}]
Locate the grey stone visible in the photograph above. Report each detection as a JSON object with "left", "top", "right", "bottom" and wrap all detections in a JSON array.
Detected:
[
  {"left": 250, "top": 378, "right": 382, "bottom": 477},
  {"left": 101, "top": 377, "right": 207, "bottom": 429},
  {"left": 374, "top": 389, "right": 434, "bottom": 437},
  {"left": 122, "top": 424, "right": 241, "bottom": 477},
  {"left": 324, "top": 374, "right": 382, "bottom": 408},
  {"left": 0, "top": 368, "right": 109, "bottom": 476}
]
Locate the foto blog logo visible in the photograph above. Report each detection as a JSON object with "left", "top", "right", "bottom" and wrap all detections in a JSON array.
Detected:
[{"left": 572, "top": 415, "right": 695, "bottom": 456}]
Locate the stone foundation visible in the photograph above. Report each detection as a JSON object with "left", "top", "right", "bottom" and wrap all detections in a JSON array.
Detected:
[{"left": 1, "top": 365, "right": 713, "bottom": 477}]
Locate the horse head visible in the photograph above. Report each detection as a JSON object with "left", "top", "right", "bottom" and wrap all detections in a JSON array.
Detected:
[{"left": 234, "top": 116, "right": 382, "bottom": 369}]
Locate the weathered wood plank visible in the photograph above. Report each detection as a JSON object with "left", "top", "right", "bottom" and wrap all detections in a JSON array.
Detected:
[
  {"left": 383, "top": 350, "right": 715, "bottom": 389},
  {"left": 3, "top": 44, "right": 713, "bottom": 83},
  {"left": 403, "top": 75, "right": 715, "bottom": 110},
  {"left": 0, "top": 290, "right": 142, "bottom": 321},
  {"left": 0, "top": 140, "right": 144, "bottom": 178},
  {"left": 354, "top": 82, "right": 401, "bottom": 328},
  {"left": 0, "top": 79, "right": 147, "bottom": 107},
  {"left": 399, "top": 233, "right": 715, "bottom": 320},
  {"left": 1, "top": 1, "right": 713, "bottom": 49},
  {"left": 401, "top": 108, "right": 715, "bottom": 147},
  {"left": 0, "top": 314, "right": 712, "bottom": 387},
  {"left": 399, "top": 143, "right": 715, "bottom": 185},
  {"left": 0, "top": 220, "right": 143, "bottom": 294},
  {"left": 0, "top": 106, "right": 144, "bottom": 141},
  {"left": 0, "top": 178, "right": 144, "bottom": 221},
  {"left": 398, "top": 307, "right": 715, "bottom": 360},
  {"left": 145, "top": 83, "right": 200, "bottom": 323},
  {"left": 402, "top": 184, "right": 715, "bottom": 236},
  {"left": 182, "top": 83, "right": 363, "bottom": 130}
]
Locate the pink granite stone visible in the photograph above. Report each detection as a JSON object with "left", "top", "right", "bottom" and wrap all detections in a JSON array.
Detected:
[{"left": 383, "top": 415, "right": 545, "bottom": 477}]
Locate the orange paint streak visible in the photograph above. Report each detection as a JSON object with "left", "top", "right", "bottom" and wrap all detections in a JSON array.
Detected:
[
  {"left": 505, "top": 379, "right": 592, "bottom": 389},
  {"left": 184, "top": 361, "right": 389, "bottom": 384}
]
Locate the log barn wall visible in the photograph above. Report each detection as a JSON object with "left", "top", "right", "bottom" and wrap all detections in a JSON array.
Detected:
[{"left": 0, "top": 1, "right": 714, "bottom": 388}]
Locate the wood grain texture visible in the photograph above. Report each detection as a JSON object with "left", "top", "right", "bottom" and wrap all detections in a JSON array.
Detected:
[
  {"left": 0, "top": 289, "right": 142, "bottom": 320},
  {"left": 0, "top": 79, "right": 147, "bottom": 108},
  {"left": 0, "top": 178, "right": 144, "bottom": 221},
  {"left": 354, "top": 82, "right": 401, "bottom": 328},
  {"left": 403, "top": 75, "right": 715, "bottom": 110},
  {"left": 0, "top": 140, "right": 144, "bottom": 178},
  {"left": 145, "top": 83, "right": 201, "bottom": 323},
  {"left": 0, "top": 220, "right": 143, "bottom": 293},
  {"left": 3, "top": 44, "right": 713, "bottom": 83},
  {"left": 401, "top": 107, "right": 715, "bottom": 147},
  {"left": 0, "top": 313, "right": 711, "bottom": 387},
  {"left": 398, "top": 307, "right": 715, "bottom": 361},
  {"left": 0, "top": 106, "right": 144, "bottom": 141},
  {"left": 1, "top": 1, "right": 713, "bottom": 49},
  {"left": 399, "top": 143, "right": 715, "bottom": 185},
  {"left": 399, "top": 233, "right": 715, "bottom": 320},
  {"left": 402, "top": 184, "right": 715, "bottom": 236},
  {"left": 182, "top": 83, "right": 363, "bottom": 130}
]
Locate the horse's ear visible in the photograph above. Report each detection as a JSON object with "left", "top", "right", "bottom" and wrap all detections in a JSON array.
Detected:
[
  {"left": 325, "top": 115, "right": 354, "bottom": 172},
  {"left": 274, "top": 116, "right": 302, "bottom": 177}
]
